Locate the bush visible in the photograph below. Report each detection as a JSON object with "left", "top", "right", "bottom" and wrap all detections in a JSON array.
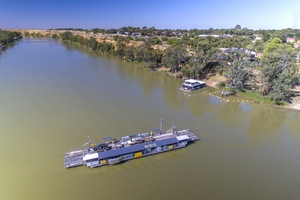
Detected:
[{"left": 218, "top": 81, "right": 226, "bottom": 87}]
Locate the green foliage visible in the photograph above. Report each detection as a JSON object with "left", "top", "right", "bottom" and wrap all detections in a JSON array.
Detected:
[
  {"left": 225, "top": 50, "right": 252, "bottom": 90},
  {"left": 125, "top": 36, "right": 132, "bottom": 44},
  {"left": 263, "top": 37, "right": 282, "bottom": 54},
  {"left": 181, "top": 66, "right": 192, "bottom": 78},
  {"left": 114, "top": 42, "right": 125, "bottom": 58},
  {"left": 218, "top": 81, "right": 226, "bottom": 87},
  {"left": 0, "top": 30, "right": 22, "bottom": 45},
  {"left": 260, "top": 44, "right": 299, "bottom": 101},
  {"left": 167, "top": 38, "right": 181, "bottom": 46},
  {"left": 124, "top": 46, "right": 135, "bottom": 61},
  {"left": 147, "top": 37, "right": 162, "bottom": 45},
  {"left": 96, "top": 42, "right": 114, "bottom": 54},
  {"left": 234, "top": 24, "right": 242, "bottom": 30},
  {"left": 263, "top": 33, "right": 271, "bottom": 42},
  {"left": 91, "top": 28, "right": 105, "bottom": 34},
  {"left": 60, "top": 31, "right": 74, "bottom": 41},
  {"left": 88, "top": 37, "right": 97, "bottom": 50},
  {"left": 113, "top": 35, "right": 125, "bottom": 43},
  {"left": 162, "top": 45, "right": 187, "bottom": 72},
  {"left": 253, "top": 40, "right": 265, "bottom": 53},
  {"left": 161, "top": 36, "right": 168, "bottom": 42},
  {"left": 237, "top": 89, "right": 278, "bottom": 105},
  {"left": 186, "top": 58, "right": 199, "bottom": 78},
  {"left": 51, "top": 34, "right": 59, "bottom": 39}
]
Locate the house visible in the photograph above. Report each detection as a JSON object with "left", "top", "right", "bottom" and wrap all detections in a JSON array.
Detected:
[
  {"left": 131, "top": 32, "right": 141, "bottom": 37},
  {"left": 222, "top": 34, "right": 234, "bottom": 38},
  {"left": 199, "top": 34, "right": 220, "bottom": 38},
  {"left": 253, "top": 34, "right": 262, "bottom": 42},
  {"left": 286, "top": 37, "right": 295, "bottom": 43}
]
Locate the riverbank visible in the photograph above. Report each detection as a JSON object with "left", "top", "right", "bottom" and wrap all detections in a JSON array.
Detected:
[
  {"left": 201, "top": 76, "right": 300, "bottom": 111},
  {"left": 0, "top": 30, "right": 22, "bottom": 51}
]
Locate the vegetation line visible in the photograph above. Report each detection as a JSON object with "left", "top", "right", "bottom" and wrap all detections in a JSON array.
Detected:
[{"left": 0, "top": 30, "right": 22, "bottom": 50}]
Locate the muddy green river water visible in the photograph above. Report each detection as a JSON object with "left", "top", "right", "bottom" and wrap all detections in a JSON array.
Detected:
[{"left": 0, "top": 39, "right": 300, "bottom": 200}]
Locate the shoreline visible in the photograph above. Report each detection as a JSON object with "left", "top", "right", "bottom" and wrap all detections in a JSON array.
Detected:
[{"left": 175, "top": 74, "right": 300, "bottom": 112}]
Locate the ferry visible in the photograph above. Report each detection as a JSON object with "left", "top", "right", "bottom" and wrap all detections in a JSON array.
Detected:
[{"left": 64, "top": 120, "right": 199, "bottom": 168}]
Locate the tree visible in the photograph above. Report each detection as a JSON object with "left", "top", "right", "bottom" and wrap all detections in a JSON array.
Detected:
[
  {"left": 60, "top": 31, "right": 74, "bottom": 41},
  {"left": 125, "top": 36, "right": 132, "bottom": 45},
  {"left": 88, "top": 37, "right": 97, "bottom": 50},
  {"left": 0, "top": 30, "right": 21, "bottom": 44},
  {"left": 186, "top": 57, "right": 203, "bottom": 79},
  {"left": 225, "top": 50, "right": 252, "bottom": 90},
  {"left": 263, "top": 33, "right": 271, "bottom": 42},
  {"left": 253, "top": 40, "right": 265, "bottom": 53},
  {"left": 147, "top": 37, "right": 162, "bottom": 45},
  {"left": 114, "top": 42, "right": 126, "bottom": 58},
  {"left": 234, "top": 24, "right": 242, "bottom": 30},
  {"left": 163, "top": 45, "right": 187, "bottom": 72},
  {"left": 124, "top": 46, "right": 135, "bottom": 62},
  {"left": 270, "top": 70, "right": 298, "bottom": 102},
  {"left": 263, "top": 37, "right": 282, "bottom": 55},
  {"left": 51, "top": 34, "right": 59, "bottom": 39},
  {"left": 260, "top": 44, "right": 299, "bottom": 100}
]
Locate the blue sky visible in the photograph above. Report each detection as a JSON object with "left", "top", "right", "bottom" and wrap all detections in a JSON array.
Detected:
[{"left": 1, "top": 0, "right": 300, "bottom": 30}]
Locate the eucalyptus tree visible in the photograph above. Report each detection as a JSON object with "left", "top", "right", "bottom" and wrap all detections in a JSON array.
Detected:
[
  {"left": 88, "top": 37, "right": 97, "bottom": 50},
  {"left": 224, "top": 49, "right": 253, "bottom": 90},
  {"left": 163, "top": 44, "right": 187, "bottom": 72},
  {"left": 263, "top": 37, "right": 282, "bottom": 54},
  {"left": 124, "top": 46, "right": 135, "bottom": 62},
  {"left": 260, "top": 44, "right": 299, "bottom": 101}
]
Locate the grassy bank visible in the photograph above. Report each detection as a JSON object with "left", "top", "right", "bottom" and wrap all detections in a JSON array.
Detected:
[{"left": 237, "top": 90, "right": 288, "bottom": 106}]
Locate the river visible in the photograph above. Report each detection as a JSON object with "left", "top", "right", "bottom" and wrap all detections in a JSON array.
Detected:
[{"left": 0, "top": 39, "right": 300, "bottom": 200}]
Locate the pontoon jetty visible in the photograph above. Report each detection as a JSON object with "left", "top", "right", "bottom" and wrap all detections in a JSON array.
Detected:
[{"left": 64, "top": 120, "right": 199, "bottom": 168}]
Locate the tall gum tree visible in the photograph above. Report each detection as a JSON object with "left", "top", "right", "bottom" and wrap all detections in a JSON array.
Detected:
[{"left": 260, "top": 44, "right": 299, "bottom": 101}]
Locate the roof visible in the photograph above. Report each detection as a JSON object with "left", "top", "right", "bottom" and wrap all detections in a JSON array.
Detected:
[
  {"left": 83, "top": 153, "right": 98, "bottom": 161},
  {"left": 98, "top": 137, "right": 179, "bottom": 160},
  {"left": 184, "top": 79, "right": 206, "bottom": 85},
  {"left": 185, "top": 79, "right": 199, "bottom": 83},
  {"left": 176, "top": 135, "right": 189, "bottom": 141},
  {"left": 155, "top": 137, "right": 178, "bottom": 146}
]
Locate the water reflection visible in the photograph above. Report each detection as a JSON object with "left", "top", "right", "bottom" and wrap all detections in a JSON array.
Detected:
[
  {"left": 247, "top": 106, "right": 287, "bottom": 139},
  {"left": 240, "top": 102, "right": 251, "bottom": 112},
  {"left": 285, "top": 112, "right": 300, "bottom": 144},
  {"left": 161, "top": 77, "right": 185, "bottom": 109}
]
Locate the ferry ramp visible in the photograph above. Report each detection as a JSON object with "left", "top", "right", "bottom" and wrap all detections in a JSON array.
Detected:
[{"left": 64, "top": 149, "right": 88, "bottom": 168}]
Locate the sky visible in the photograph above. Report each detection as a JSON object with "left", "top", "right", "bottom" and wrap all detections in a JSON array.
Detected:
[{"left": 1, "top": 0, "right": 300, "bottom": 30}]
